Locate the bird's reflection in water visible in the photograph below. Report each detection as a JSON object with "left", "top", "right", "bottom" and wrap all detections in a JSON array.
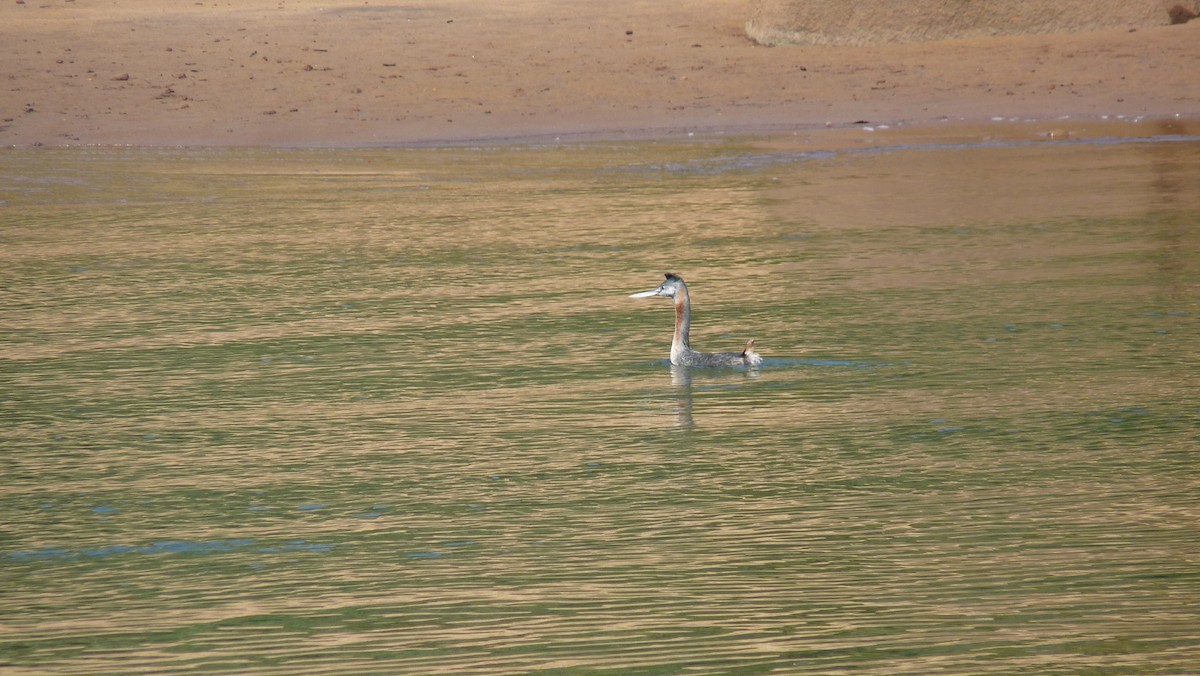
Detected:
[
  {"left": 668, "top": 364, "right": 760, "bottom": 428},
  {"left": 670, "top": 364, "right": 696, "bottom": 428}
]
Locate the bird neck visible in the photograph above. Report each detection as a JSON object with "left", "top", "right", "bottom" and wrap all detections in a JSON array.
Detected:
[{"left": 672, "top": 284, "right": 691, "bottom": 354}]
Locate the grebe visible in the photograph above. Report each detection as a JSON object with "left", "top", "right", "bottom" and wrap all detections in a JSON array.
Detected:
[{"left": 630, "top": 273, "right": 763, "bottom": 367}]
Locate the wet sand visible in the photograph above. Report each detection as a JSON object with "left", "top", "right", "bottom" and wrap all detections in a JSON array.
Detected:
[{"left": 3, "top": 0, "right": 1199, "bottom": 147}]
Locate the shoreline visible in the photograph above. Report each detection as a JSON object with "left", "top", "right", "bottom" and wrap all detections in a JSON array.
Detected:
[
  {"left": 3, "top": 1, "right": 1199, "bottom": 150},
  {"left": 9, "top": 115, "right": 1198, "bottom": 155},
  {"left": 329, "top": 113, "right": 1200, "bottom": 149}
]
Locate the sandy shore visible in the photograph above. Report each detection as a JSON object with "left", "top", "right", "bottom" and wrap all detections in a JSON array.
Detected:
[{"left": 3, "top": 0, "right": 1199, "bottom": 147}]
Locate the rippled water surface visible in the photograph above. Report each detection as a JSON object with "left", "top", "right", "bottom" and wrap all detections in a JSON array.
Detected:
[{"left": 2, "top": 134, "right": 1198, "bottom": 674}]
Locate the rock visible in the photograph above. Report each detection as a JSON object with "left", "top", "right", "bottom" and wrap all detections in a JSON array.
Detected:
[{"left": 1168, "top": 4, "right": 1198, "bottom": 23}]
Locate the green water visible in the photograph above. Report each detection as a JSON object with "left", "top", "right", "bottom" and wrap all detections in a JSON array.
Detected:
[{"left": 2, "top": 136, "right": 1197, "bottom": 674}]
